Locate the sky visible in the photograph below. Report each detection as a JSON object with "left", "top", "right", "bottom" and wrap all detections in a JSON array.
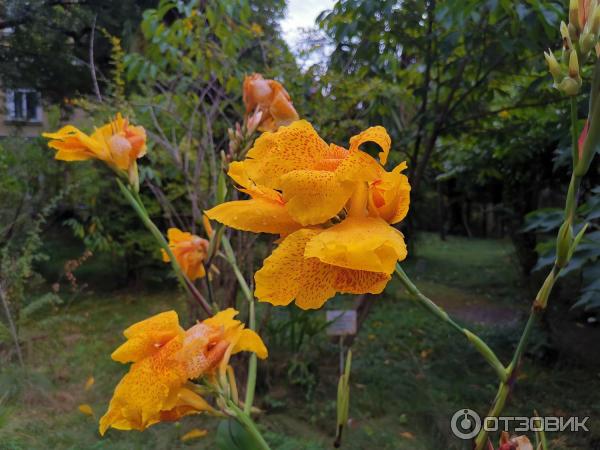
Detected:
[{"left": 281, "top": 0, "right": 336, "bottom": 51}]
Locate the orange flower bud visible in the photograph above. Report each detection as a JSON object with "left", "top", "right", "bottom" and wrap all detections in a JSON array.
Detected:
[
  {"left": 162, "top": 228, "right": 210, "bottom": 281},
  {"left": 242, "top": 73, "right": 299, "bottom": 132}
]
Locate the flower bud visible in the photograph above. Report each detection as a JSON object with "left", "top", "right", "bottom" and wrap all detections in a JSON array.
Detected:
[
  {"left": 580, "top": 31, "right": 597, "bottom": 56},
  {"left": 569, "top": 22, "right": 579, "bottom": 41},
  {"left": 558, "top": 76, "right": 582, "bottom": 96},
  {"left": 556, "top": 221, "right": 573, "bottom": 268},
  {"left": 543, "top": 50, "right": 562, "bottom": 80},
  {"left": 570, "top": 0, "right": 581, "bottom": 32},
  {"left": 561, "top": 21, "right": 573, "bottom": 51},
  {"left": 592, "top": 4, "right": 600, "bottom": 34},
  {"left": 569, "top": 49, "right": 580, "bottom": 78}
]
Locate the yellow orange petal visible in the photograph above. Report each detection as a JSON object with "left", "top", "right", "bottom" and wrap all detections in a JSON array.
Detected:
[
  {"left": 100, "top": 336, "right": 187, "bottom": 435},
  {"left": 304, "top": 217, "right": 407, "bottom": 273},
  {"left": 205, "top": 197, "right": 300, "bottom": 235},
  {"left": 232, "top": 328, "right": 268, "bottom": 359},
  {"left": 332, "top": 267, "right": 390, "bottom": 294},
  {"left": 348, "top": 126, "right": 391, "bottom": 165},
  {"left": 203, "top": 308, "right": 239, "bottom": 329},
  {"left": 369, "top": 162, "right": 411, "bottom": 224},
  {"left": 243, "top": 120, "right": 329, "bottom": 189},
  {"left": 167, "top": 228, "right": 192, "bottom": 244},
  {"left": 112, "top": 311, "right": 183, "bottom": 363},
  {"left": 255, "top": 229, "right": 337, "bottom": 309},
  {"left": 280, "top": 169, "right": 355, "bottom": 226}
]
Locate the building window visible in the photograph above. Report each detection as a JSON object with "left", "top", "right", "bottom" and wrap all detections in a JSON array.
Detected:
[{"left": 5, "top": 89, "right": 42, "bottom": 123}]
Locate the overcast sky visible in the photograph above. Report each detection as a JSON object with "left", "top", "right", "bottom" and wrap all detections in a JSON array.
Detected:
[{"left": 281, "top": 0, "right": 335, "bottom": 51}]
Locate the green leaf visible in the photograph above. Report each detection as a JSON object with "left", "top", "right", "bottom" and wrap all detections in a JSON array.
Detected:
[{"left": 215, "top": 418, "right": 263, "bottom": 450}]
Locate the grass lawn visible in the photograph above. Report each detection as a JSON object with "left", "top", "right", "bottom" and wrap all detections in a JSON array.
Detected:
[{"left": 1, "top": 233, "right": 599, "bottom": 449}]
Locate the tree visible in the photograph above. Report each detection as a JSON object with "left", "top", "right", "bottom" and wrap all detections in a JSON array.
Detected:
[{"left": 0, "top": 0, "right": 156, "bottom": 102}]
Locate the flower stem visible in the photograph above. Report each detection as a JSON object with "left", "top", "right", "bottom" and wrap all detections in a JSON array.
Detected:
[
  {"left": 221, "top": 234, "right": 258, "bottom": 414},
  {"left": 116, "top": 178, "right": 213, "bottom": 316},
  {"left": 570, "top": 96, "right": 579, "bottom": 166},
  {"left": 474, "top": 127, "right": 585, "bottom": 449},
  {"left": 394, "top": 264, "right": 507, "bottom": 382},
  {"left": 229, "top": 402, "right": 271, "bottom": 450}
]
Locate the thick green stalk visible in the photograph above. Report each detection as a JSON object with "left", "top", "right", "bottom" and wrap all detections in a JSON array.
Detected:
[
  {"left": 221, "top": 234, "right": 258, "bottom": 414},
  {"left": 571, "top": 96, "right": 579, "bottom": 166},
  {"left": 395, "top": 265, "right": 507, "bottom": 382},
  {"left": 474, "top": 94, "right": 585, "bottom": 449},
  {"left": 116, "top": 178, "right": 213, "bottom": 315}
]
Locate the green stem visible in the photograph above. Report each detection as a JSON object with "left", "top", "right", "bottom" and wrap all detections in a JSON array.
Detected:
[
  {"left": 570, "top": 96, "right": 579, "bottom": 167},
  {"left": 474, "top": 171, "right": 584, "bottom": 450},
  {"left": 229, "top": 402, "right": 271, "bottom": 450},
  {"left": 116, "top": 178, "right": 213, "bottom": 316},
  {"left": 394, "top": 264, "right": 507, "bottom": 381},
  {"left": 221, "top": 234, "right": 258, "bottom": 414}
]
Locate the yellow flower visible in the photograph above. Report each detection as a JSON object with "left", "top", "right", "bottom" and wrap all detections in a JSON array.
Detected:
[
  {"left": 231, "top": 120, "right": 392, "bottom": 226},
  {"left": 99, "top": 309, "right": 267, "bottom": 435},
  {"left": 205, "top": 121, "right": 410, "bottom": 309},
  {"left": 42, "top": 113, "right": 147, "bottom": 174},
  {"left": 243, "top": 73, "right": 299, "bottom": 132},
  {"left": 367, "top": 161, "right": 411, "bottom": 224},
  {"left": 161, "top": 228, "right": 210, "bottom": 281}
]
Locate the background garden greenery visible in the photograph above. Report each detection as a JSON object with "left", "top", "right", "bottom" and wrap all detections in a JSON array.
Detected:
[{"left": 1, "top": 0, "right": 599, "bottom": 449}]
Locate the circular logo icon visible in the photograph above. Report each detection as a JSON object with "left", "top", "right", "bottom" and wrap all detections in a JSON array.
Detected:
[{"left": 451, "top": 409, "right": 481, "bottom": 440}]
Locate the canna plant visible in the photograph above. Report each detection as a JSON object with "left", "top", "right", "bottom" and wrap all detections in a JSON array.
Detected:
[{"left": 41, "top": 2, "right": 597, "bottom": 447}]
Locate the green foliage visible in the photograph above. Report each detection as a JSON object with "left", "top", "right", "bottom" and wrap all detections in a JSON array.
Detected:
[
  {"left": 0, "top": 0, "right": 155, "bottom": 101},
  {"left": 310, "top": 0, "right": 569, "bottom": 258}
]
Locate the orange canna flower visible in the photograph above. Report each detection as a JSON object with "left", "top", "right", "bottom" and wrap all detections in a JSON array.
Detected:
[
  {"left": 205, "top": 121, "right": 410, "bottom": 310},
  {"left": 99, "top": 309, "right": 267, "bottom": 435},
  {"left": 243, "top": 73, "right": 299, "bottom": 132},
  {"left": 162, "top": 228, "right": 209, "bottom": 281},
  {"left": 42, "top": 113, "right": 147, "bottom": 174}
]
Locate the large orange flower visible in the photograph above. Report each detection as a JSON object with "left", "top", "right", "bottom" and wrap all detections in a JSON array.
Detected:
[
  {"left": 243, "top": 73, "right": 299, "bottom": 132},
  {"left": 43, "top": 113, "right": 146, "bottom": 173},
  {"left": 99, "top": 309, "right": 267, "bottom": 435},
  {"left": 162, "top": 228, "right": 209, "bottom": 281},
  {"left": 205, "top": 121, "right": 410, "bottom": 309}
]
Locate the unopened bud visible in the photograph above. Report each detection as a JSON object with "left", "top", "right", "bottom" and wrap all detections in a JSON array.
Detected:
[
  {"left": 561, "top": 21, "right": 573, "bottom": 51},
  {"left": 569, "top": 50, "right": 580, "bottom": 77},
  {"left": 570, "top": 0, "right": 580, "bottom": 32},
  {"left": 580, "top": 31, "right": 597, "bottom": 56},
  {"left": 556, "top": 221, "right": 573, "bottom": 268},
  {"left": 569, "top": 22, "right": 579, "bottom": 41},
  {"left": 592, "top": 5, "right": 600, "bottom": 34},
  {"left": 544, "top": 50, "right": 562, "bottom": 80},
  {"left": 558, "top": 76, "right": 582, "bottom": 95}
]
